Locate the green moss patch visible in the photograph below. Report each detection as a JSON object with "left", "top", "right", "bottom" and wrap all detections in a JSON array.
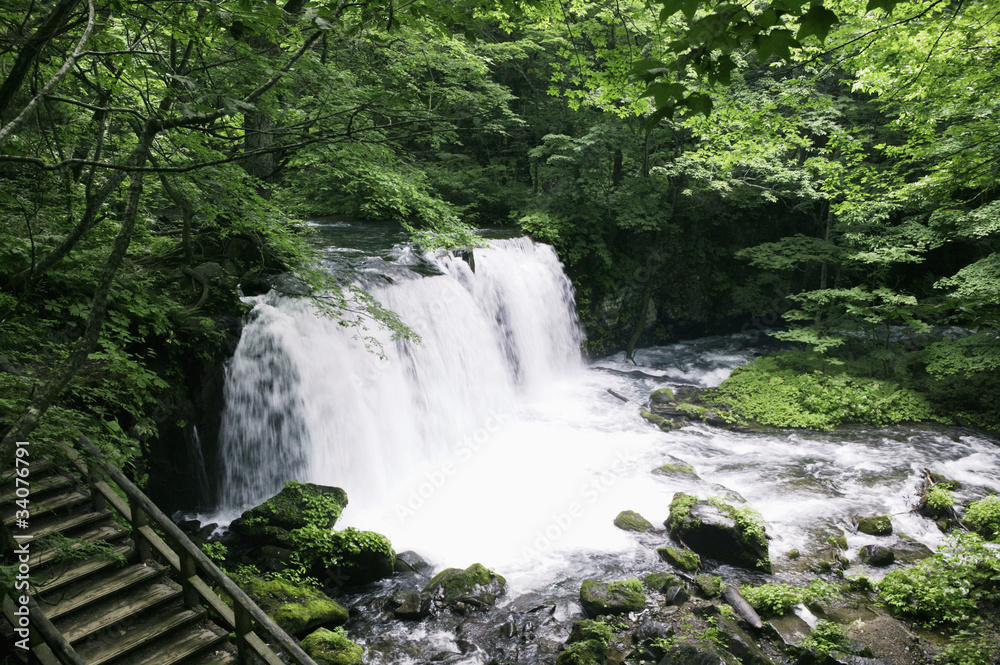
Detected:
[
  {"left": 300, "top": 627, "right": 363, "bottom": 665},
  {"left": 239, "top": 575, "right": 348, "bottom": 637}
]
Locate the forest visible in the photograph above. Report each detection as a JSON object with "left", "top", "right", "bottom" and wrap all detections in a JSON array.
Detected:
[{"left": 2, "top": 0, "right": 1000, "bottom": 662}]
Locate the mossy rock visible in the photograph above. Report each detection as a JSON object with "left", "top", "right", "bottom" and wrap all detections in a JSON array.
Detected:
[
  {"left": 323, "top": 528, "right": 396, "bottom": 586},
  {"left": 239, "top": 575, "right": 348, "bottom": 637},
  {"left": 651, "top": 455, "right": 697, "bottom": 478},
  {"left": 423, "top": 563, "right": 506, "bottom": 612},
  {"left": 928, "top": 473, "right": 962, "bottom": 490},
  {"left": 643, "top": 572, "right": 681, "bottom": 592},
  {"left": 858, "top": 544, "right": 894, "bottom": 567},
  {"left": 641, "top": 410, "right": 680, "bottom": 431},
  {"left": 650, "top": 387, "right": 676, "bottom": 404},
  {"left": 665, "top": 493, "right": 771, "bottom": 572},
  {"left": 657, "top": 546, "right": 700, "bottom": 572},
  {"left": 660, "top": 641, "right": 741, "bottom": 665},
  {"left": 555, "top": 639, "right": 609, "bottom": 665},
  {"left": 579, "top": 578, "right": 645, "bottom": 616},
  {"left": 854, "top": 514, "right": 893, "bottom": 536},
  {"left": 300, "top": 627, "right": 363, "bottom": 665},
  {"left": 694, "top": 575, "right": 724, "bottom": 599},
  {"left": 614, "top": 510, "right": 655, "bottom": 532},
  {"left": 567, "top": 619, "right": 613, "bottom": 645},
  {"left": 230, "top": 481, "right": 348, "bottom": 546}
]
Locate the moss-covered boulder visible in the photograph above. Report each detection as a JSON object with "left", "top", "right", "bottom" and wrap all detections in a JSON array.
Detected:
[
  {"left": 579, "top": 578, "right": 645, "bottom": 616},
  {"left": 642, "top": 572, "right": 681, "bottom": 592},
  {"left": 614, "top": 510, "right": 655, "bottom": 532},
  {"left": 657, "top": 546, "right": 700, "bottom": 572},
  {"left": 650, "top": 387, "right": 676, "bottom": 404},
  {"left": 694, "top": 575, "right": 724, "bottom": 599},
  {"left": 230, "top": 481, "right": 348, "bottom": 547},
  {"left": 556, "top": 620, "right": 613, "bottom": 665},
  {"left": 854, "top": 514, "right": 893, "bottom": 536},
  {"left": 300, "top": 627, "right": 363, "bottom": 665},
  {"left": 423, "top": 563, "right": 506, "bottom": 613},
  {"left": 665, "top": 493, "right": 771, "bottom": 572},
  {"left": 859, "top": 544, "right": 895, "bottom": 567},
  {"left": 641, "top": 410, "right": 680, "bottom": 431},
  {"left": 239, "top": 575, "right": 348, "bottom": 637},
  {"left": 651, "top": 455, "right": 697, "bottom": 478},
  {"left": 323, "top": 528, "right": 396, "bottom": 586}
]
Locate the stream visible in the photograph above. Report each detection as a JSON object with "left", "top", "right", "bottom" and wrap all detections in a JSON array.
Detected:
[{"left": 207, "top": 219, "right": 1000, "bottom": 663}]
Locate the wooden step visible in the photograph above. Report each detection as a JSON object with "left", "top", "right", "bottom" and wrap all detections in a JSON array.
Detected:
[
  {"left": 75, "top": 603, "right": 207, "bottom": 665},
  {"left": 29, "top": 521, "right": 129, "bottom": 568},
  {"left": 1, "top": 488, "right": 92, "bottom": 525},
  {"left": 0, "top": 472, "right": 76, "bottom": 505},
  {"left": 37, "top": 559, "right": 160, "bottom": 620},
  {"left": 185, "top": 644, "right": 238, "bottom": 665},
  {"left": 1, "top": 458, "right": 54, "bottom": 482},
  {"left": 17, "top": 509, "right": 111, "bottom": 541},
  {"left": 57, "top": 579, "right": 183, "bottom": 644},
  {"left": 112, "top": 620, "right": 230, "bottom": 665}
]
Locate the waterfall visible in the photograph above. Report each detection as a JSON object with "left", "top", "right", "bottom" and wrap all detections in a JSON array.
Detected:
[{"left": 216, "top": 237, "right": 583, "bottom": 514}]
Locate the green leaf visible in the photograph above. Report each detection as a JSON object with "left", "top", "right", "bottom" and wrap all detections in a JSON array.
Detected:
[
  {"left": 865, "top": 0, "right": 898, "bottom": 13},
  {"left": 797, "top": 4, "right": 839, "bottom": 42},
  {"left": 755, "top": 29, "right": 800, "bottom": 61},
  {"left": 658, "top": 0, "right": 700, "bottom": 21},
  {"left": 683, "top": 92, "right": 713, "bottom": 117}
]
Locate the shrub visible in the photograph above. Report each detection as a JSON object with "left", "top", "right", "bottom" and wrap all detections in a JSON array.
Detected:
[{"left": 964, "top": 497, "right": 1000, "bottom": 541}]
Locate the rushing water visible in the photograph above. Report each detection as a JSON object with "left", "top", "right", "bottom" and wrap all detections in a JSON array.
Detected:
[{"left": 213, "top": 222, "right": 1000, "bottom": 658}]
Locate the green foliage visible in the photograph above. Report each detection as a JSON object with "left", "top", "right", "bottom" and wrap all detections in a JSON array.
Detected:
[
  {"left": 799, "top": 620, "right": 849, "bottom": 658},
  {"left": 705, "top": 354, "right": 943, "bottom": 430},
  {"left": 202, "top": 542, "right": 229, "bottom": 564},
  {"left": 738, "top": 579, "right": 837, "bottom": 616},
  {"left": 963, "top": 497, "right": 1000, "bottom": 542},
  {"left": 927, "top": 488, "right": 956, "bottom": 512},
  {"left": 937, "top": 626, "right": 996, "bottom": 665},
  {"left": 876, "top": 534, "right": 1000, "bottom": 627}
]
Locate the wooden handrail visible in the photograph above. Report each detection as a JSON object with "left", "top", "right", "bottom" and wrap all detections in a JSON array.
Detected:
[{"left": 71, "top": 435, "right": 319, "bottom": 665}]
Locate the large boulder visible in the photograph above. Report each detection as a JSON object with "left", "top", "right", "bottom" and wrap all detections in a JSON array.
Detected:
[
  {"left": 300, "top": 627, "right": 363, "bottom": 665},
  {"left": 230, "top": 481, "right": 348, "bottom": 547},
  {"left": 322, "top": 528, "right": 396, "bottom": 586},
  {"left": 665, "top": 493, "right": 771, "bottom": 572},
  {"left": 238, "top": 575, "right": 348, "bottom": 637},
  {"left": 423, "top": 563, "right": 507, "bottom": 613},
  {"left": 579, "top": 578, "right": 645, "bottom": 616}
]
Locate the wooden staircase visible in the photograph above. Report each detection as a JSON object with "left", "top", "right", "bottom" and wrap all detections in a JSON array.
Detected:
[
  {"left": 1, "top": 458, "right": 234, "bottom": 665},
  {"left": 2, "top": 436, "right": 318, "bottom": 665}
]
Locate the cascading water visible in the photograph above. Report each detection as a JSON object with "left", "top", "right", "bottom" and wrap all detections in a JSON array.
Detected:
[
  {"left": 216, "top": 237, "right": 583, "bottom": 518},
  {"left": 211, "top": 225, "right": 1000, "bottom": 661}
]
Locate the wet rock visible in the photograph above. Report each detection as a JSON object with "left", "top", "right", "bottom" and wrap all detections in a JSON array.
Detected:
[
  {"left": 300, "top": 627, "right": 362, "bottom": 665},
  {"left": 394, "top": 550, "right": 432, "bottom": 574},
  {"left": 614, "top": 510, "right": 656, "bottom": 532},
  {"left": 658, "top": 546, "right": 701, "bottom": 572},
  {"left": 694, "top": 575, "right": 724, "bottom": 599},
  {"left": 767, "top": 613, "right": 811, "bottom": 648},
  {"left": 230, "top": 481, "right": 347, "bottom": 547},
  {"left": 665, "top": 493, "right": 771, "bottom": 572},
  {"left": 892, "top": 534, "right": 933, "bottom": 565},
  {"left": 239, "top": 575, "right": 348, "bottom": 637},
  {"left": 652, "top": 455, "right": 698, "bottom": 478},
  {"left": 663, "top": 584, "right": 691, "bottom": 606},
  {"left": 634, "top": 618, "right": 675, "bottom": 661},
  {"left": 806, "top": 600, "right": 878, "bottom": 626},
  {"left": 580, "top": 578, "right": 646, "bottom": 616},
  {"left": 322, "top": 529, "right": 396, "bottom": 586},
  {"left": 846, "top": 616, "right": 925, "bottom": 665},
  {"left": 714, "top": 614, "right": 774, "bottom": 665},
  {"left": 658, "top": 640, "right": 741, "bottom": 665},
  {"left": 642, "top": 410, "right": 681, "bottom": 431},
  {"left": 245, "top": 544, "right": 294, "bottom": 573},
  {"left": 854, "top": 515, "right": 892, "bottom": 536},
  {"left": 825, "top": 654, "right": 888, "bottom": 665},
  {"left": 786, "top": 549, "right": 801, "bottom": 560},
  {"left": 644, "top": 572, "right": 682, "bottom": 592},
  {"left": 388, "top": 591, "right": 432, "bottom": 620},
  {"left": 423, "top": 563, "right": 507, "bottom": 613},
  {"left": 858, "top": 544, "right": 894, "bottom": 567},
  {"left": 651, "top": 387, "right": 676, "bottom": 404}
]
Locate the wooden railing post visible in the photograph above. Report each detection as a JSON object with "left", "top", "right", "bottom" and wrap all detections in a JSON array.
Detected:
[
  {"left": 179, "top": 551, "right": 199, "bottom": 608},
  {"left": 84, "top": 456, "right": 106, "bottom": 512},
  {"left": 234, "top": 604, "right": 252, "bottom": 664},
  {"left": 130, "top": 499, "right": 152, "bottom": 562}
]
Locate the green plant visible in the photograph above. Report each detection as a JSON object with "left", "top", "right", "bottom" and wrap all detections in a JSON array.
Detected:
[
  {"left": 927, "top": 487, "right": 956, "bottom": 511},
  {"left": 36, "top": 533, "right": 127, "bottom": 566},
  {"left": 739, "top": 579, "right": 837, "bottom": 616},
  {"left": 799, "top": 620, "right": 849, "bottom": 657},
  {"left": 201, "top": 542, "right": 228, "bottom": 564},
  {"left": 937, "top": 625, "right": 995, "bottom": 665},
  {"left": 876, "top": 534, "right": 1000, "bottom": 626},
  {"left": 964, "top": 496, "right": 1000, "bottom": 541}
]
